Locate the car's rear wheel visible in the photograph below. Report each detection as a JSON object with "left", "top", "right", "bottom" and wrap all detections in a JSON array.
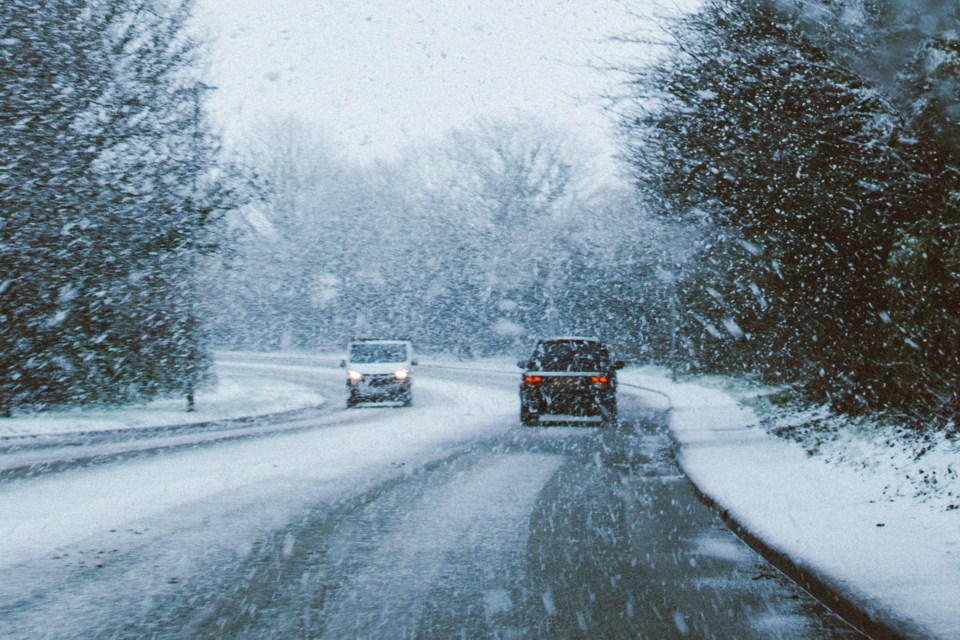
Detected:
[
  {"left": 520, "top": 406, "right": 538, "bottom": 426},
  {"left": 601, "top": 398, "right": 618, "bottom": 427}
]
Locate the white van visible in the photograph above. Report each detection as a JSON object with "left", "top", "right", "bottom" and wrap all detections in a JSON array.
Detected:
[{"left": 340, "top": 339, "right": 416, "bottom": 407}]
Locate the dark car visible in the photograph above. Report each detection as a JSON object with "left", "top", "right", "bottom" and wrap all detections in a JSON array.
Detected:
[{"left": 518, "top": 336, "right": 624, "bottom": 427}]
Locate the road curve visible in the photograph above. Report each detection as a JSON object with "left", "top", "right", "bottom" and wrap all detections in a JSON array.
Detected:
[{"left": 0, "top": 356, "right": 869, "bottom": 639}]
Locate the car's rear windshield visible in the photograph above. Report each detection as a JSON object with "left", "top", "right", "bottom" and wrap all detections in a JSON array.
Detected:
[
  {"left": 529, "top": 340, "right": 609, "bottom": 371},
  {"left": 349, "top": 343, "right": 409, "bottom": 364}
]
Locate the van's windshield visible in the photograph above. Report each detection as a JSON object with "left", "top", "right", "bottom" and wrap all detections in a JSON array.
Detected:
[{"left": 349, "top": 343, "right": 408, "bottom": 364}]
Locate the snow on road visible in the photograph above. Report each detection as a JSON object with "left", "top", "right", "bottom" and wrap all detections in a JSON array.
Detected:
[
  {"left": 2, "top": 355, "right": 958, "bottom": 640},
  {"left": 0, "top": 365, "right": 519, "bottom": 638},
  {"left": 0, "top": 374, "right": 515, "bottom": 566},
  {"left": 317, "top": 453, "right": 563, "bottom": 639}
]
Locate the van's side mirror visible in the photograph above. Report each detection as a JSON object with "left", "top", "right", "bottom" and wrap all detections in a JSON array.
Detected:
[
  {"left": 613, "top": 360, "right": 625, "bottom": 370},
  {"left": 517, "top": 360, "right": 528, "bottom": 369},
  {"left": 339, "top": 359, "right": 346, "bottom": 368},
  {"left": 411, "top": 358, "right": 419, "bottom": 366}
]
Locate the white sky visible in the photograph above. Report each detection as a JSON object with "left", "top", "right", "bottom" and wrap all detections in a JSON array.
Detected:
[{"left": 194, "top": 0, "right": 646, "bottom": 165}]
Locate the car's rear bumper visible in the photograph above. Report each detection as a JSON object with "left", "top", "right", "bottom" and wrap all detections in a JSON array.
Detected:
[{"left": 520, "top": 381, "right": 615, "bottom": 417}]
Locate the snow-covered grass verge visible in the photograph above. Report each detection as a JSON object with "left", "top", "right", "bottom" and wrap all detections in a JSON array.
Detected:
[
  {"left": 621, "top": 365, "right": 960, "bottom": 640},
  {"left": 0, "top": 362, "right": 327, "bottom": 438},
  {"left": 751, "top": 398, "right": 960, "bottom": 513}
]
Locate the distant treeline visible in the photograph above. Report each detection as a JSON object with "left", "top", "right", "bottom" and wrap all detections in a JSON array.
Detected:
[{"left": 203, "top": 116, "right": 666, "bottom": 363}]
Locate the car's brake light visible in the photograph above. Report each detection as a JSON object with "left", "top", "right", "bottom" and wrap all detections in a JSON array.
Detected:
[
  {"left": 591, "top": 376, "right": 608, "bottom": 384},
  {"left": 524, "top": 375, "right": 542, "bottom": 383}
]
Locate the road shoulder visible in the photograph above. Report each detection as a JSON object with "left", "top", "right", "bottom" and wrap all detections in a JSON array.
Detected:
[{"left": 620, "top": 367, "right": 958, "bottom": 640}]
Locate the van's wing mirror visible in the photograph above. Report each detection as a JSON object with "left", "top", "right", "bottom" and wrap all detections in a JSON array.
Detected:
[
  {"left": 613, "top": 360, "right": 625, "bottom": 370},
  {"left": 517, "top": 359, "right": 528, "bottom": 369},
  {"left": 339, "top": 359, "right": 346, "bottom": 368},
  {"left": 411, "top": 358, "right": 419, "bottom": 366}
]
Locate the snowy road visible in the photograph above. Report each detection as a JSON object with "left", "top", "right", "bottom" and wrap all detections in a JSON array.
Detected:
[{"left": 0, "top": 356, "right": 866, "bottom": 639}]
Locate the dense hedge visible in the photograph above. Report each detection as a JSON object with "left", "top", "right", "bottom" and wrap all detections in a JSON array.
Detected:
[{"left": 618, "top": 0, "right": 959, "bottom": 423}]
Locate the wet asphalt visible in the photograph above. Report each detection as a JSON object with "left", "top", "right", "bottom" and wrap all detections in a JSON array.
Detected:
[{"left": 91, "top": 393, "right": 868, "bottom": 640}]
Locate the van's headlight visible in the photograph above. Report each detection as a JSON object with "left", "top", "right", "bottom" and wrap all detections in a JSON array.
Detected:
[
  {"left": 347, "top": 370, "right": 363, "bottom": 382},
  {"left": 394, "top": 369, "right": 409, "bottom": 381}
]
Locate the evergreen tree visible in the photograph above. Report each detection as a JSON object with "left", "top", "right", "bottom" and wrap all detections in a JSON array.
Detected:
[
  {"left": 1, "top": 0, "right": 232, "bottom": 412},
  {"left": 618, "top": 0, "right": 931, "bottom": 407}
]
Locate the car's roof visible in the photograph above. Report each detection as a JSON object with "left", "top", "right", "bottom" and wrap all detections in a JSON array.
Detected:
[{"left": 537, "top": 336, "right": 602, "bottom": 343}]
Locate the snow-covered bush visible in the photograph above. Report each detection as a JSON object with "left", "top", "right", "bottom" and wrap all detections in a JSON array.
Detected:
[
  {"left": 1, "top": 0, "right": 234, "bottom": 412},
  {"left": 616, "top": 0, "right": 959, "bottom": 425}
]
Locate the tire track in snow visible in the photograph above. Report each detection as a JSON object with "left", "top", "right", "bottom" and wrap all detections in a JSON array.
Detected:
[{"left": 316, "top": 452, "right": 562, "bottom": 639}]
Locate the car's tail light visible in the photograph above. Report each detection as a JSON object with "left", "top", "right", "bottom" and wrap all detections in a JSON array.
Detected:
[
  {"left": 524, "top": 375, "right": 542, "bottom": 384},
  {"left": 394, "top": 369, "right": 409, "bottom": 381},
  {"left": 591, "top": 375, "right": 610, "bottom": 388}
]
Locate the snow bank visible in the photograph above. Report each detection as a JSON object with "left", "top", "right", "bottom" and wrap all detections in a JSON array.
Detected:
[
  {"left": 0, "top": 362, "right": 327, "bottom": 437},
  {"left": 621, "top": 367, "right": 960, "bottom": 640}
]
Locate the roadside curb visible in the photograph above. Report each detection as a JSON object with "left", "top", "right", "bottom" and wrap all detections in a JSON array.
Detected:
[
  {"left": 621, "top": 374, "right": 924, "bottom": 639},
  {"left": 677, "top": 469, "right": 916, "bottom": 640}
]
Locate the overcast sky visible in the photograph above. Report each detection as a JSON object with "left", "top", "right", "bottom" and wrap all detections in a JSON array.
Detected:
[{"left": 194, "top": 0, "right": 653, "bottom": 167}]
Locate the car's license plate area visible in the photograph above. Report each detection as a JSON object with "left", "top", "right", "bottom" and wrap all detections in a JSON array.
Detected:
[
  {"left": 540, "top": 377, "right": 600, "bottom": 415},
  {"left": 542, "top": 375, "right": 590, "bottom": 387}
]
